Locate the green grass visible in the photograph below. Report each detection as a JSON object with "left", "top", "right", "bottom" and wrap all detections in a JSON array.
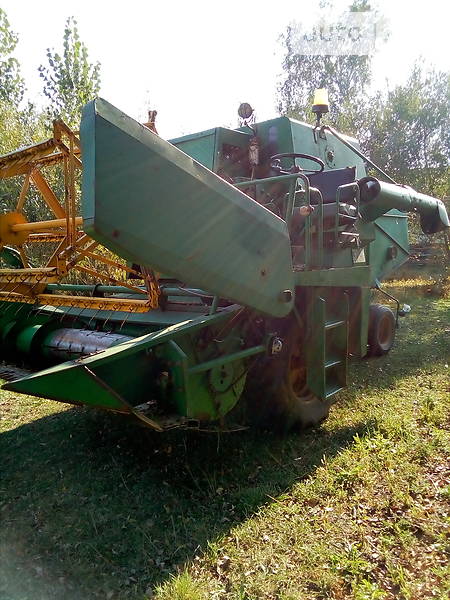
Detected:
[{"left": 0, "top": 288, "right": 449, "bottom": 600}]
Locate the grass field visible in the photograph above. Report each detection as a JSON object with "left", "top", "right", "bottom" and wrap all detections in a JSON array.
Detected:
[{"left": 0, "top": 284, "right": 449, "bottom": 600}]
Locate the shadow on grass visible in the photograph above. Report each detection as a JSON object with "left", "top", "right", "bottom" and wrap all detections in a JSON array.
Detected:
[
  {"left": 0, "top": 403, "right": 374, "bottom": 599},
  {"left": 0, "top": 293, "right": 447, "bottom": 599}
]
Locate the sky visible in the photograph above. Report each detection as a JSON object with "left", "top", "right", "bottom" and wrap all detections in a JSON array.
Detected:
[{"left": 2, "top": 0, "right": 449, "bottom": 139}]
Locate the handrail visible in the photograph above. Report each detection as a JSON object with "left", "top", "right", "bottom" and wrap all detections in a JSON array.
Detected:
[
  {"left": 233, "top": 173, "right": 303, "bottom": 188},
  {"left": 234, "top": 172, "right": 326, "bottom": 270},
  {"left": 336, "top": 182, "right": 360, "bottom": 246}
]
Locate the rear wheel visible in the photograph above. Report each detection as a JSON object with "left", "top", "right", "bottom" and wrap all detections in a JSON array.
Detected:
[
  {"left": 244, "top": 318, "right": 331, "bottom": 431},
  {"left": 368, "top": 304, "right": 396, "bottom": 356}
]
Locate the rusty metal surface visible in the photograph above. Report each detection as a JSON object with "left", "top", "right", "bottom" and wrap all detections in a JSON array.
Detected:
[
  {"left": 0, "top": 291, "right": 152, "bottom": 312},
  {"left": 0, "top": 119, "right": 160, "bottom": 310},
  {"left": 0, "top": 138, "right": 58, "bottom": 178}
]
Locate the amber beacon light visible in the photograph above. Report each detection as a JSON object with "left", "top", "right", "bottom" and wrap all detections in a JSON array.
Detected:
[{"left": 312, "top": 88, "right": 329, "bottom": 125}]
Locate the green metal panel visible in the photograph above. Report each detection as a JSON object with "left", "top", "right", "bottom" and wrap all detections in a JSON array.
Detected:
[
  {"left": 292, "top": 119, "right": 366, "bottom": 177},
  {"left": 35, "top": 303, "right": 209, "bottom": 327},
  {"left": 359, "top": 287, "right": 370, "bottom": 358},
  {"left": 171, "top": 127, "right": 251, "bottom": 176},
  {"left": 367, "top": 213, "right": 410, "bottom": 282},
  {"left": 4, "top": 362, "right": 133, "bottom": 412},
  {"left": 294, "top": 265, "right": 371, "bottom": 287},
  {"left": 247, "top": 116, "right": 367, "bottom": 176},
  {"left": 243, "top": 117, "right": 294, "bottom": 172},
  {"left": 170, "top": 129, "right": 216, "bottom": 170},
  {"left": 15, "top": 324, "right": 43, "bottom": 355},
  {"left": 81, "top": 98, "right": 294, "bottom": 318},
  {"left": 3, "top": 307, "right": 245, "bottom": 418},
  {"left": 346, "top": 287, "right": 370, "bottom": 358}
]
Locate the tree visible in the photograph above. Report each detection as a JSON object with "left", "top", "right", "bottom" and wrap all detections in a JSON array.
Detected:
[
  {"left": 364, "top": 65, "right": 450, "bottom": 198},
  {"left": 0, "top": 11, "right": 45, "bottom": 222},
  {"left": 338, "top": 64, "right": 449, "bottom": 248},
  {"left": 38, "top": 17, "right": 101, "bottom": 127},
  {"left": 0, "top": 8, "right": 24, "bottom": 104},
  {"left": 278, "top": 1, "right": 379, "bottom": 123}
]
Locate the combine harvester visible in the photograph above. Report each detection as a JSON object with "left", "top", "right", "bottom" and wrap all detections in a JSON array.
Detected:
[{"left": 0, "top": 94, "right": 448, "bottom": 431}]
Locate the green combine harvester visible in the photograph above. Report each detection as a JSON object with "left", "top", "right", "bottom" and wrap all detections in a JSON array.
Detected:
[{"left": 0, "top": 95, "right": 448, "bottom": 431}]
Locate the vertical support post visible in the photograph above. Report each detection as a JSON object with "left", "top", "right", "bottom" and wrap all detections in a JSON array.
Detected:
[
  {"left": 209, "top": 295, "right": 219, "bottom": 315},
  {"left": 316, "top": 189, "right": 324, "bottom": 269},
  {"left": 63, "top": 154, "right": 71, "bottom": 250},
  {"left": 285, "top": 179, "right": 297, "bottom": 229},
  {"left": 16, "top": 172, "right": 31, "bottom": 213},
  {"left": 69, "top": 132, "right": 76, "bottom": 248},
  {"left": 334, "top": 189, "right": 340, "bottom": 246},
  {"left": 295, "top": 174, "right": 314, "bottom": 270}
]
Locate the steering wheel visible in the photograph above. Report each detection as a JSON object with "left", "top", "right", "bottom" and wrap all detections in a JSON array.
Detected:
[{"left": 270, "top": 152, "right": 325, "bottom": 174}]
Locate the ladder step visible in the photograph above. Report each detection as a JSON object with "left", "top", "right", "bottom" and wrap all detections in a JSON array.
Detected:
[
  {"left": 325, "top": 357, "right": 343, "bottom": 369},
  {"left": 325, "top": 384, "right": 345, "bottom": 399},
  {"left": 325, "top": 319, "right": 346, "bottom": 330},
  {"left": 337, "top": 214, "right": 357, "bottom": 220}
]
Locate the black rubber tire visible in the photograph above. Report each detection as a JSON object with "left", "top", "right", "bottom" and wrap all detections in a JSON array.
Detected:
[
  {"left": 244, "top": 318, "right": 331, "bottom": 432},
  {"left": 367, "top": 304, "right": 396, "bottom": 356}
]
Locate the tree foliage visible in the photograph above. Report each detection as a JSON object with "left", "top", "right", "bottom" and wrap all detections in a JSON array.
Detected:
[
  {"left": 38, "top": 17, "right": 101, "bottom": 127},
  {"left": 0, "top": 11, "right": 101, "bottom": 247},
  {"left": 366, "top": 65, "right": 450, "bottom": 197},
  {"left": 278, "top": 37, "right": 370, "bottom": 122},
  {"left": 0, "top": 100, "right": 46, "bottom": 154},
  {"left": 278, "top": 1, "right": 376, "bottom": 122},
  {"left": 0, "top": 8, "right": 24, "bottom": 104},
  {"left": 277, "top": 0, "right": 449, "bottom": 203}
]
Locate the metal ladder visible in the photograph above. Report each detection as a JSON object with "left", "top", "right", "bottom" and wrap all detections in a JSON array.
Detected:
[{"left": 306, "top": 294, "right": 349, "bottom": 401}]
